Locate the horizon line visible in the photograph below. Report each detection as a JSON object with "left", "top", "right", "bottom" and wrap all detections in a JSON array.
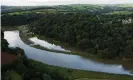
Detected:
[{"left": 1, "top": 3, "right": 133, "bottom": 6}]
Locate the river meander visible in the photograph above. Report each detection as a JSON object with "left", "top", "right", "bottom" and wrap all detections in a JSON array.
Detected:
[{"left": 4, "top": 30, "right": 133, "bottom": 76}]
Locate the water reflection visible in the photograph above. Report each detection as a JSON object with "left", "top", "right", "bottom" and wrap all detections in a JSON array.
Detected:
[
  {"left": 29, "top": 37, "right": 70, "bottom": 52},
  {"left": 4, "top": 30, "right": 133, "bottom": 76}
]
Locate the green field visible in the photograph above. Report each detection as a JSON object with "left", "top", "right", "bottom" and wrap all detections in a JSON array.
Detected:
[
  {"left": 2, "top": 4, "right": 133, "bottom": 15},
  {"left": 105, "top": 11, "right": 133, "bottom": 15}
]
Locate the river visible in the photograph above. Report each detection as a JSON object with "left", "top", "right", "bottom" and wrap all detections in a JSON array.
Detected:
[{"left": 4, "top": 30, "right": 133, "bottom": 76}]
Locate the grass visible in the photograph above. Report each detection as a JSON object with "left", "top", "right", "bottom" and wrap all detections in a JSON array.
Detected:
[
  {"left": 118, "top": 4, "right": 133, "bottom": 8},
  {"left": 5, "top": 8, "right": 73, "bottom": 15},
  {"left": 8, "top": 70, "right": 22, "bottom": 80},
  {"left": 8, "top": 11, "right": 32, "bottom": 15},
  {"left": 105, "top": 11, "right": 133, "bottom": 15},
  {"left": 75, "top": 79, "right": 104, "bottom": 80},
  {"left": 29, "top": 59, "right": 133, "bottom": 80}
]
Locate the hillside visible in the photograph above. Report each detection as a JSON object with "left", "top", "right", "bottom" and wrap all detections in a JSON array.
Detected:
[{"left": 1, "top": 4, "right": 133, "bottom": 14}]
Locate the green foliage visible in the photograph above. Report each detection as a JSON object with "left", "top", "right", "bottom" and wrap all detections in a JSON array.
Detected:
[
  {"left": 2, "top": 4, "right": 133, "bottom": 15},
  {"left": 8, "top": 70, "right": 23, "bottom": 80},
  {"left": 28, "top": 13, "right": 133, "bottom": 59},
  {"left": 1, "top": 5, "right": 133, "bottom": 80},
  {"left": 1, "top": 31, "right": 9, "bottom": 52},
  {"left": 14, "top": 47, "right": 25, "bottom": 56},
  {"left": 1, "top": 56, "right": 133, "bottom": 80},
  {"left": 106, "top": 11, "right": 133, "bottom": 15},
  {"left": 1, "top": 39, "right": 9, "bottom": 52},
  {"left": 1, "top": 31, "right": 25, "bottom": 57},
  {"left": 29, "top": 60, "right": 133, "bottom": 80},
  {"left": 1, "top": 12, "right": 43, "bottom": 26},
  {"left": 1, "top": 57, "right": 72, "bottom": 80},
  {"left": 42, "top": 74, "right": 52, "bottom": 80}
]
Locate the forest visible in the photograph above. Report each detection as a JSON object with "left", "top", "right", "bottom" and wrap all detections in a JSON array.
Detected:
[
  {"left": 1, "top": 12, "right": 43, "bottom": 26},
  {"left": 2, "top": 4, "right": 133, "bottom": 80},
  {"left": 28, "top": 13, "right": 133, "bottom": 59},
  {"left": 2, "top": 4, "right": 133, "bottom": 59}
]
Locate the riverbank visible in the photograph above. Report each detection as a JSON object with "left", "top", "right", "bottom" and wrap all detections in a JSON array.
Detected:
[
  {"left": 3, "top": 26, "right": 133, "bottom": 70},
  {"left": 2, "top": 56, "right": 133, "bottom": 80},
  {"left": 16, "top": 26, "right": 133, "bottom": 74},
  {"left": 2, "top": 25, "right": 133, "bottom": 78},
  {"left": 17, "top": 25, "right": 133, "bottom": 61},
  {"left": 2, "top": 26, "right": 98, "bottom": 59},
  {"left": 18, "top": 27, "right": 133, "bottom": 62},
  {"left": 18, "top": 26, "right": 97, "bottom": 59},
  {"left": 29, "top": 59, "right": 133, "bottom": 80},
  {"left": 1, "top": 52, "right": 17, "bottom": 65}
]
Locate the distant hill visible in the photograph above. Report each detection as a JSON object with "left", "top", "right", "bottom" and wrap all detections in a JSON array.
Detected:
[{"left": 1, "top": 4, "right": 133, "bottom": 14}]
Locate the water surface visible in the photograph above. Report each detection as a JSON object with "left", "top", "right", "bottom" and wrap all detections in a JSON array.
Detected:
[
  {"left": 4, "top": 30, "right": 133, "bottom": 76},
  {"left": 29, "top": 37, "right": 70, "bottom": 52}
]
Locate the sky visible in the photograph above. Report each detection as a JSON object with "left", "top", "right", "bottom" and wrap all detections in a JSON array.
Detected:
[{"left": 1, "top": 0, "right": 133, "bottom": 6}]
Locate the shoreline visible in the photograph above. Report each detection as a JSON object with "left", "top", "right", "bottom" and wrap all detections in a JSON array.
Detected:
[
  {"left": 18, "top": 27, "right": 133, "bottom": 71},
  {"left": 18, "top": 27, "right": 97, "bottom": 59},
  {"left": 3, "top": 26, "right": 133, "bottom": 75},
  {"left": 3, "top": 26, "right": 133, "bottom": 62},
  {"left": 29, "top": 59, "right": 133, "bottom": 80}
]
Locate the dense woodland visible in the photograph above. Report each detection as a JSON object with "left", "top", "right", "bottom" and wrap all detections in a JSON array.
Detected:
[
  {"left": 2, "top": 5, "right": 133, "bottom": 60},
  {"left": 2, "top": 13, "right": 43, "bottom": 26},
  {"left": 28, "top": 13, "right": 133, "bottom": 59},
  {"left": 2, "top": 5, "right": 133, "bottom": 80}
]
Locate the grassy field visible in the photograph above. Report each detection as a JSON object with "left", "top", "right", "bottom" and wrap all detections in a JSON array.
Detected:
[
  {"left": 7, "top": 9, "right": 58, "bottom": 15},
  {"left": 75, "top": 78, "right": 106, "bottom": 80},
  {"left": 105, "top": 11, "right": 133, "bottom": 15}
]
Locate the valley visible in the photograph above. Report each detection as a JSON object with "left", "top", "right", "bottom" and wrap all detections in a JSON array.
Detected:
[{"left": 1, "top": 4, "right": 133, "bottom": 80}]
